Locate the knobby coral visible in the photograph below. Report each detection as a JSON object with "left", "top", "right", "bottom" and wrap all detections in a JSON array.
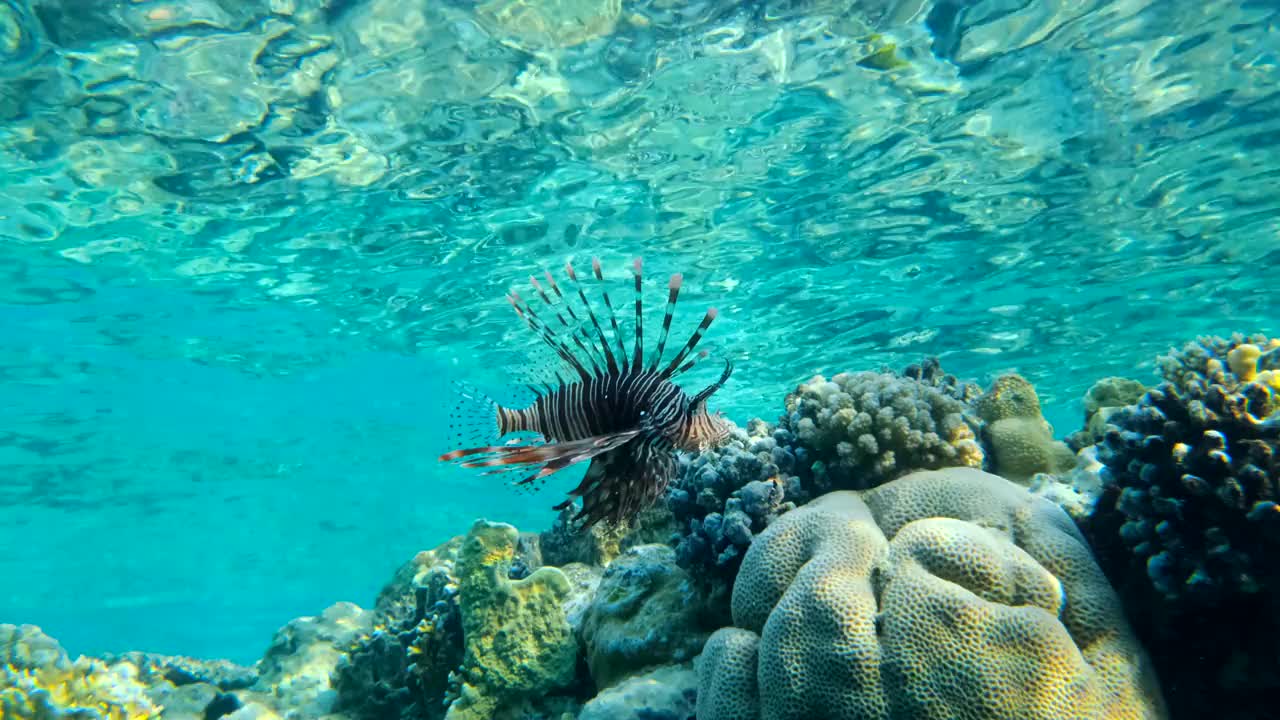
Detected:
[{"left": 778, "top": 361, "right": 984, "bottom": 494}]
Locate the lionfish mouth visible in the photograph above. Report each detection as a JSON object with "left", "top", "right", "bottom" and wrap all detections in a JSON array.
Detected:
[{"left": 438, "top": 256, "right": 734, "bottom": 530}]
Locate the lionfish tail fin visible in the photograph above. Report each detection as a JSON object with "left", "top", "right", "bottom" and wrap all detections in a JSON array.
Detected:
[
  {"left": 555, "top": 435, "right": 677, "bottom": 530},
  {"left": 445, "top": 380, "right": 512, "bottom": 452}
]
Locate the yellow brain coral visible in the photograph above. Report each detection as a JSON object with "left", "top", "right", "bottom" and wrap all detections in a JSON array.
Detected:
[{"left": 695, "top": 467, "right": 1166, "bottom": 720}]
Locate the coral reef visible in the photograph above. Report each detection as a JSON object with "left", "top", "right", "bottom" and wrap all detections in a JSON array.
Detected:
[
  {"left": 975, "top": 373, "right": 1077, "bottom": 484},
  {"left": 0, "top": 624, "right": 160, "bottom": 720},
  {"left": 1086, "top": 333, "right": 1280, "bottom": 720},
  {"left": 254, "top": 602, "right": 374, "bottom": 716},
  {"left": 778, "top": 361, "right": 984, "bottom": 494},
  {"left": 695, "top": 467, "right": 1166, "bottom": 720},
  {"left": 332, "top": 537, "right": 467, "bottom": 720},
  {"left": 104, "top": 652, "right": 258, "bottom": 691},
  {"left": 579, "top": 544, "right": 708, "bottom": 690},
  {"left": 445, "top": 520, "right": 578, "bottom": 720}
]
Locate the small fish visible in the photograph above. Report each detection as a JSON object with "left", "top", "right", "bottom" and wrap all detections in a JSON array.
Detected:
[{"left": 439, "top": 257, "right": 735, "bottom": 529}]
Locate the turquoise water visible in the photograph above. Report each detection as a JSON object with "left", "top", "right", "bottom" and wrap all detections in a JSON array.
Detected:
[{"left": 1, "top": 0, "right": 1277, "bottom": 668}]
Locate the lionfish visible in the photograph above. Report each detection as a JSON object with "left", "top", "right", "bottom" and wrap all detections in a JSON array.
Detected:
[{"left": 438, "top": 257, "right": 735, "bottom": 529}]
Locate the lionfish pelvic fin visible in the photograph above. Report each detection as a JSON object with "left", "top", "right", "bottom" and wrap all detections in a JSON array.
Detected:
[{"left": 555, "top": 433, "right": 677, "bottom": 529}]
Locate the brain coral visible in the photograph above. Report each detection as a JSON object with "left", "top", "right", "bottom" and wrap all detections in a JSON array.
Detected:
[
  {"left": 1086, "top": 333, "right": 1280, "bottom": 720},
  {"left": 695, "top": 467, "right": 1166, "bottom": 720},
  {"left": 778, "top": 360, "right": 984, "bottom": 494}
]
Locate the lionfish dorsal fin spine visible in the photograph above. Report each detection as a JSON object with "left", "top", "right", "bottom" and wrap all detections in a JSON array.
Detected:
[
  {"left": 689, "top": 357, "right": 734, "bottom": 407},
  {"left": 566, "top": 260, "right": 619, "bottom": 375},
  {"left": 507, "top": 291, "right": 593, "bottom": 381},
  {"left": 632, "top": 258, "right": 644, "bottom": 369},
  {"left": 533, "top": 273, "right": 605, "bottom": 377},
  {"left": 649, "top": 273, "right": 682, "bottom": 372},
  {"left": 670, "top": 349, "right": 710, "bottom": 379},
  {"left": 662, "top": 307, "right": 719, "bottom": 378},
  {"left": 592, "top": 257, "right": 630, "bottom": 372}
]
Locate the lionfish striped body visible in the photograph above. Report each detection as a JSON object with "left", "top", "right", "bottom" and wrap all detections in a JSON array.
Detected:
[{"left": 439, "top": 257, "right": 734, "bottom": 529}]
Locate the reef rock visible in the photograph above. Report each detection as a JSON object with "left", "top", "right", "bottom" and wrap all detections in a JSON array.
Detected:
[
  {"left": 579, "top": 544, "right": 708, "bottom": 689},
  {"left": 577, "top": 663, "right": 697, "bottom": 720},
  {"left": 695, "top": 467, "right": 1166, "bottom": 720},
  {"left": 252, "top": 601, "right": 373, "bottom": 717}
]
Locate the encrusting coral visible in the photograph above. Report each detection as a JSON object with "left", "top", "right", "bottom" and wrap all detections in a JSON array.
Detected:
[
  {"left": 444, "top": 520, "right": 577, "bottom": 720},
  {"left": 1086, "top": 333, "right": 1280, "bottom": 720},
  {"left": 695, "top": 467, "right": 1166, "bottom": 720}
]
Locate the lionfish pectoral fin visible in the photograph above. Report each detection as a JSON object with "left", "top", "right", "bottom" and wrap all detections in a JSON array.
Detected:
[
  {"left": 557, "top": 434, "right": 677, "bottom": 530},
  {"left": 439, "top": 428, "right": 642, "bottom": 472}
]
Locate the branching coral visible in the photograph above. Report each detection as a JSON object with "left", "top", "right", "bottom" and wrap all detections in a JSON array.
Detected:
[{"left": 1092, "top": 333, "right": 1280, "bottom": 603}]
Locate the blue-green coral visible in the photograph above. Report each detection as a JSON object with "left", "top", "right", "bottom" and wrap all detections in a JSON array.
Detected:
[{"left": 1087, "top": 333, "right": 1280, "bottom": 720}]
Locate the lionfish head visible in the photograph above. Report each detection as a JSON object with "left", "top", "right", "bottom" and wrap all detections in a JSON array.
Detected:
[
  {"left": 687, "top": 406, "right": 733, "bottom": 451},
  {"left": 681, "top": 358, "right": 735, "bottom": 451}
]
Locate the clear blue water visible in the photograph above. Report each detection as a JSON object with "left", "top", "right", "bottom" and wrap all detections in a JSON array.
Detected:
[{"left": 2, "top": 0, "right": 1277, "bottom": 665}]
